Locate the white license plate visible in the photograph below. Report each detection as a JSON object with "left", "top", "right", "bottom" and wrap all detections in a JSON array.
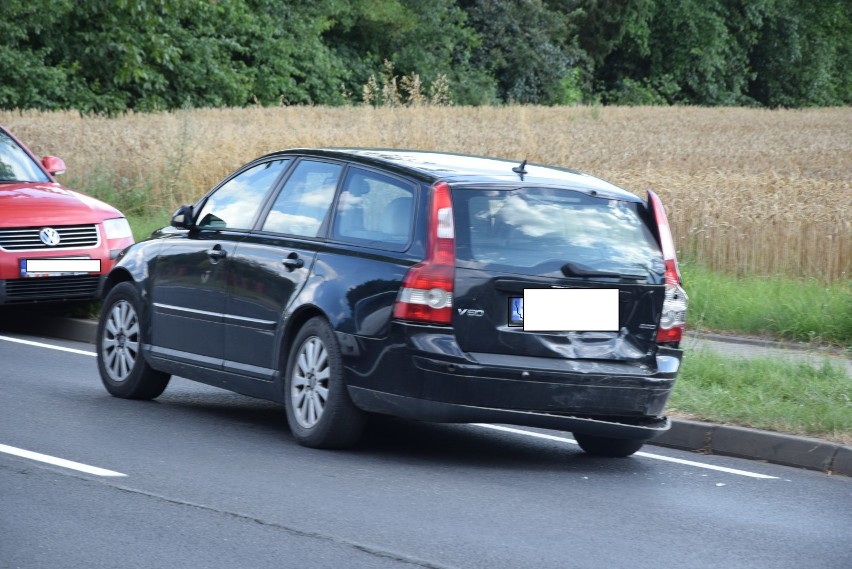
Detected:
[
  {"left": 20, "top": 258, "right": 100, "bottom": 278},
  {"left": 522, "top": 289, "right": 619, "bottom": 332}
]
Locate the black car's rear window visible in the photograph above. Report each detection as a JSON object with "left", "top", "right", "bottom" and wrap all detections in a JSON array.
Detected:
[{"left": 453, "top": 187, "right": 664, "bottom": 278}]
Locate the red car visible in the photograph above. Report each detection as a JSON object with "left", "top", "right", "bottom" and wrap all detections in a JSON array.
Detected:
[{"left": 0, "top": 125, "right": 134, "bottom": 304}]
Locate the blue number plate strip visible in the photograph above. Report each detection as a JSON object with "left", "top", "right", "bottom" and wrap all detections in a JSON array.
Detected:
[{"left": 508, "top": 297, "right": 523, "bottom": 327}]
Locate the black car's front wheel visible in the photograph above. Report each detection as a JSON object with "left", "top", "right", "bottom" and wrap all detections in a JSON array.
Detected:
[
  {"left": 97, "top": 282, "right": 170, "bottom": 399},
  {"left": 574, "top": 433, "right": 645, "bottom": 458},
  {"left": 284, "top": 317, "right": 366, "bottom": 449}
]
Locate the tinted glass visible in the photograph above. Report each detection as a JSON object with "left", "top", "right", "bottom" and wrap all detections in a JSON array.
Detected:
[
  {"left": 0, "top": 130, "right": 50, "bottom": 183},
  {"left": 454, "top": 187, "right": 664, "bottom": 277},
  {"left": 262, "top": 160, "right": 342, "bottom": 237},
  {"left": 196, "top": 159, "right": 289, "bottom": 230},
  {"left": 332, "top": 167, "right": 415, "bottom": 249}
]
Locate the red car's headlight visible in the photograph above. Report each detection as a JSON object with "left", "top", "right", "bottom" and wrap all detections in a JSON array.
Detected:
[{"left": 103, "top": 217, "right": 133, "bottom": 240}]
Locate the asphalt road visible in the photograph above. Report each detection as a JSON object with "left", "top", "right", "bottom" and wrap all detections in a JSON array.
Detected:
[{"left": 1, "top": 331, "right": 850, "bottom": 569}]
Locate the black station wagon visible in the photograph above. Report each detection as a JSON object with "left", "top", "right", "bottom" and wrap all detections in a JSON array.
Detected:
[{"left": 97, "top": 149, "right": 688, "bottom": 457}]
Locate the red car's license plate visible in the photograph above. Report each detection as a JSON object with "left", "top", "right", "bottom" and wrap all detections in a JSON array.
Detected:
[{"left": 20, "top": 258, "right": 100, "bottom": 278}]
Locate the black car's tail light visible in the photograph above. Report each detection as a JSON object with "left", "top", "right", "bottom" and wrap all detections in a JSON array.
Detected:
[
  {"left": 648, "top": 190, "right": 688, "bottom": 343},
  {"left": 393, "top": 182, "right": 455, "bottom": 325}
]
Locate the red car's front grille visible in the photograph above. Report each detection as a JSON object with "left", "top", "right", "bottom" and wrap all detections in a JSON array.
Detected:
[
  {"left": 4, "top": 275, "right": 101, "bottom": 300},
  {"left": 0, "top": 224, "right": 100, "bottom": 251}
]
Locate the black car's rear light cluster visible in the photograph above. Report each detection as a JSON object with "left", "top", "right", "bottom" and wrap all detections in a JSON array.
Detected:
[
  {"left": 394, "top": 182, "right": 455, "bottom": 325},
  {"left": 648, "top": 190, "right": 688, "bottom": 343}
]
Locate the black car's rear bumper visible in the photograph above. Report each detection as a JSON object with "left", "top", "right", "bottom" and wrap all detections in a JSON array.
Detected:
[
  {"left": 342, "top": 323, "right": 682, "bottom": 440},
  {"left": 349, "top": 386, "right": 671, "bottom": 441}
]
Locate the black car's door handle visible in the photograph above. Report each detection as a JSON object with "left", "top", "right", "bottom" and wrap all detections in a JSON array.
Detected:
[
  {"left": 207, "top": 245, "right": 227, "bottom": 261},
  {"left": 282, "top": 252, "right": 304, "bottom": 270}
]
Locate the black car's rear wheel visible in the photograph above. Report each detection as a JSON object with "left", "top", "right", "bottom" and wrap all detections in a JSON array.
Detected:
[
  {"left": 97, "top": 282, "right": 170, "bottom": 399},
  {"left": 574, "top": 433, "right": 645, "bottom": 457},
  {"left": 284, "top": 317, "right": 366, "bottom": 449}
]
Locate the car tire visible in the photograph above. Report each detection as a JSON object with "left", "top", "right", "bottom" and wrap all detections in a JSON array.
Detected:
[
  {"left": 574, "top": 433, "right": 645, "bottom": 458},
  {"left": 284, "top": 317, "right": 366, "bottom": 449},
  {"left": 97, "top": 282, "right": 170, "bottom": 399}
]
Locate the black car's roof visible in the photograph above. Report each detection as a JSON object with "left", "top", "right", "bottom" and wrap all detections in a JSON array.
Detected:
[{"left": 269, "top": 148, "right": 642, "bottom": 202}]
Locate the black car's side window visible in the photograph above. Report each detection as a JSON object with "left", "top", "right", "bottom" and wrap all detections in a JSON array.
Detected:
[
  {"left": 332, "top": 167, "right": 415, "bottom": 249},
  {"left": 196, "top": 159, "right": 290, "bottom": 230},
  {"left": 261, "top": 160, "right": 342, "bottom": 237}
]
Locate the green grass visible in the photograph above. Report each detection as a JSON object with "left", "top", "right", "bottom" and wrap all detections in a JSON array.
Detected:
[
  {"left": 681, "top": 261, "right": 852, "bottom": 347},
  {"left": 127, "top": 211, "right": 172, "bottom": 242},
  {"left": 66, "top": 168, "right": 157, "bottom": 218},
  {"left": 671, "top": 350, "right": 851, "bottom": 443}
]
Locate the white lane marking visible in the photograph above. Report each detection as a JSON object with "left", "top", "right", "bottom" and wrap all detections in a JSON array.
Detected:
[
  {"left": 0, "top": 337, "right": 124, "bottom": 476},
  {"left": 0, "top": 443, "right": 126, "bottom": 477},
  {"left": 473, "top": 423, "right": 778, "bottom": 479},
  {"left": 0, "top": 335, "right": 96, "bottom": 357}
]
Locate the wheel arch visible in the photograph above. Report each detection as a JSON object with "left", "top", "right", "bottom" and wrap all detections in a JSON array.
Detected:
[
  {"left": 102, "top": 267, "right": 134, "bottom": 298},
  {"left": 278, "top": 304, "right": 329, "bottom": 374},
  {"left": 101, "top": 269, "right": 160, "bottom": 359}
]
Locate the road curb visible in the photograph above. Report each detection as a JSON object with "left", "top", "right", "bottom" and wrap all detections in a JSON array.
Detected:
[
  {"left": 2, "top": 311, "right": 849, "bottom": 476},
  {"left": 653, "top": 421, "right": 851, "bottom": 477}
]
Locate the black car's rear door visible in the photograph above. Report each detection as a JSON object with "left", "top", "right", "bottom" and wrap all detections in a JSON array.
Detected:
[{"left": 222, "top": 159, "right": 343, "bottom": 379}]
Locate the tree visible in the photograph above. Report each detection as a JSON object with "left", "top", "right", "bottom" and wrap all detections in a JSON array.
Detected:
[
  {"left": 573, "top": 0, "right": 657, "bottom": 103},
  {"left": 326, "top": 0, "right": 494, "bottom": 105},
  {"left": 44, "top": 0, "right": 254, "bottom": 113},
  {"left": 573, "top": 0, "right": 654, "bottom": 67},
  {"left": 1, "top": 0, "right": 352, "bottom": 113},
  {"left": 459, "top": 0, "right": 584, "bottom": 104},
  {"left": 0, "top": 0, "right": 74, "bottom": 110},
  {"left": 591, "top": 0, "right": 774, "bottom": 105},
  {"left": 235, "top": 0, "right": 348, "bottom": 106},
  {"left": 748, "top": 0, "right": 852, "bottom": 107}
]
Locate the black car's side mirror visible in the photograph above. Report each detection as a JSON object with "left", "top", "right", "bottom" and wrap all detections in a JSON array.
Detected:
[{"left": 170, "top": 205, "right": 194, "bottom": 229}]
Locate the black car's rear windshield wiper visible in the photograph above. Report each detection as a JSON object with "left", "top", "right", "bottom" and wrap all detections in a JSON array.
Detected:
[{"left": 561, "top": 261, "right": 646, "bottom": 280}]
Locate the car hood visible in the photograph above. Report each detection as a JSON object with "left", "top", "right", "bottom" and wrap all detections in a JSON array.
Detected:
[{"left": 0, "top": 182, "right": 122, "bottom": 227}]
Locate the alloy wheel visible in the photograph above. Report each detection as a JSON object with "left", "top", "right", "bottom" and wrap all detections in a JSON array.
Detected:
[
  {"left": 101, "top": 300, "right": 140, "bottom": 382},
  {"left": 290, "top": 336, "right": 331, "bottom": 429}
]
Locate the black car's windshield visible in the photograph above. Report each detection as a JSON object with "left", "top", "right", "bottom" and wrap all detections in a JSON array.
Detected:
[
  {"left": 454, "top": 186, "right": 665, "bottom": 279},
  {"left": 0, "top": 130, "right": 50, "bottom": 183}
]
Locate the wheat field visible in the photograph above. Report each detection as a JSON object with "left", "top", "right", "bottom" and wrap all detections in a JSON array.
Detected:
[{"left": 3, "top": 105, "right": 850, "bottom": 281}]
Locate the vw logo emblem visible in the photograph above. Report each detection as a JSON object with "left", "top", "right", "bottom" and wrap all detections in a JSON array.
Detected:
[{"left": 39, "top": 227, "right": 61, "bottom": 246}]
